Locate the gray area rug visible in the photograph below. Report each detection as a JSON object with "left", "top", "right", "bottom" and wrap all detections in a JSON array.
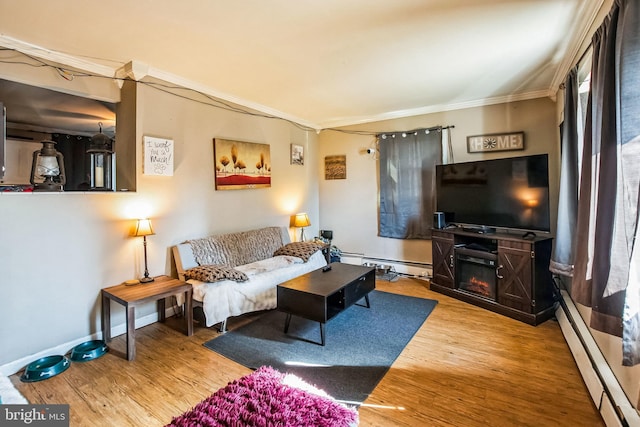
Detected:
[{"left": 203, "top": 290, "right": 438, "bottom": 403}]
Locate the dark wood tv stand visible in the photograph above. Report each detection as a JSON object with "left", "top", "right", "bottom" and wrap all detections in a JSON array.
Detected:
[{"left": 430, "top": 228, "right": 556, "bottom": 325}]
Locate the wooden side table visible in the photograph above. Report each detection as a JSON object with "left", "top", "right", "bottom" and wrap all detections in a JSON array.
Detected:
[{"left": 101, "top": 275, "right": 193, "bottom": 361}]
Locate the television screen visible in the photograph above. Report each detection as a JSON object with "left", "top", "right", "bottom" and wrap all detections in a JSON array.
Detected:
[{"left": 436, "top": 154, "right": 551, "bottom": 233}]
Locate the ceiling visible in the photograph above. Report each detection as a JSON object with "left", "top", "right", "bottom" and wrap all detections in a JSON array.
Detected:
[
  {"left": 0, "top": 0, "right": 603, "bottom": 130},
  {"left": 0, "top": 79, "right": 116, "bottom": 137}
]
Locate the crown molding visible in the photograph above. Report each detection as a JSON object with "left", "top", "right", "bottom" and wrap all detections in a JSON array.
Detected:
[
  {"left": 145, "top": 65, "right": 320, "bottom": 131},
  {"left": 0, "top": 35, "right": 321, "bottom": 132},
  {"left": 0, "top": 34, "right": 116, "bottom": 77},
  {"left": 319, "top": 89, "right": 552, "bottom": 130},
  {"left": 0, "top": 33, "right": 571, "bottom": 132},
  {"left": 548, "top": 0, "right": 606, "bottom": 97}
]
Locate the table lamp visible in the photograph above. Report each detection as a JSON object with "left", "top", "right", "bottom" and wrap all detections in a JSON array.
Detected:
[
  {"left": 293, "top": 213, "right": 311, "bottom": 242},
  {"left": 134, "top": 219, "right": 155, "bottom": 283}
]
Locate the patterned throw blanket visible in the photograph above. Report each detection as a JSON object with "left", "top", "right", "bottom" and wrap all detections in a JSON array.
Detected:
[{"left": 188, "top": 227, "right": 285, "bottom": 267}]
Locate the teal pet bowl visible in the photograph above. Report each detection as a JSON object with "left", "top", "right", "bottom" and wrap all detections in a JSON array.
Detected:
[
  {"left": 21, "top": 355, "right": 70, "bottom": 382},
  {"left": 70, "top": 340, "right": 108, "bottom": 362}
]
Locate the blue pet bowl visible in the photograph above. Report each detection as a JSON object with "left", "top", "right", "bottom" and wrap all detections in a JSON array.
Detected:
[
  {"left": 70, "top": 340, "right": 108, "bottom": 362},
  {"left": 21, "top": 355, "right": 70, "bottom": 382}
]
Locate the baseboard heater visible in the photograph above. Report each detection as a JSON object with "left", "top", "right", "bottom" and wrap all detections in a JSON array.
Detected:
[
  {"left": 556, "top": 288, "right": 640, "bottom": 427},
  {"left": 340, "top": 252, "right": 432, "bottom": 279}
]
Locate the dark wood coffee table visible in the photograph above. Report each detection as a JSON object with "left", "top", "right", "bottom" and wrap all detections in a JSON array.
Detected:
[{"left": 277, "top": 263, "right": 375, "bottom": 345}]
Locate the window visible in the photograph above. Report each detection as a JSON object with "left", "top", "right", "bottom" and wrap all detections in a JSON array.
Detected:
[{"left": 378, "top": 129, "right": 442, "bottom": 239}]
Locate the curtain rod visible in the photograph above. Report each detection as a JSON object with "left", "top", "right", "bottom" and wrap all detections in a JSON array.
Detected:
[
  {"left": 327, "top": 124, "right": 454, "bottom": 137},
  {"left": 377, "top": 125, "right": 454, "bottom": 137}
]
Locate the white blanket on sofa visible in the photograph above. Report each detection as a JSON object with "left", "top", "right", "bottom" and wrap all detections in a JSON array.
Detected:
[{"left": 190, "top": 251, "right": 326, "bottom": 327}]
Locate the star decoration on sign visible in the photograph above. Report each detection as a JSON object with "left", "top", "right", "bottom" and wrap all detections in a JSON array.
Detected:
[{"left": 483, "top": 138, "right": 497, "bottom": 149}]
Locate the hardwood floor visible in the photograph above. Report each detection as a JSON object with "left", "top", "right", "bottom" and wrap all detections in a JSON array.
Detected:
[{"left": 10, "top": 278, "right": 603, "bottom": 426}]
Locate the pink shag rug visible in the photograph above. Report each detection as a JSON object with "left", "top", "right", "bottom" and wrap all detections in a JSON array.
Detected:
[{"left": 166, "top": 366, "right": 358, "bottom": 427}]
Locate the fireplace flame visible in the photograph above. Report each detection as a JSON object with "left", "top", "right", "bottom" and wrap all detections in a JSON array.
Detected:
[{"left": 468, "top": 276, "right": 491, "bottom": 297}]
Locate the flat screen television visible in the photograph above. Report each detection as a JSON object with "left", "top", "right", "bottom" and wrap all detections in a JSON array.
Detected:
[{"left": 436, "top": 154, "right": 551, "bottom": 234}]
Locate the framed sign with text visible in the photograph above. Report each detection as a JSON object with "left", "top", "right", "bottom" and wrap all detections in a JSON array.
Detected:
[
  {"left": 143, "top": 136, "right": 174, "bottom": 176},
  {"left": 466, "top": 132, "right": 525, "bottom": 153}
]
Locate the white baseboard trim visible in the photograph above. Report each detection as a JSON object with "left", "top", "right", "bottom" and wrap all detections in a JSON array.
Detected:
[
  {"left": 601, "top": 393, "right": 625, "bottom": 427},
  {"left": 557, "top": 308, "right": 605, "bottom": 404},
  {"left": 557, "top": 289, "right": 640, "bottom": 426},
  {"left": 341, "top": 253, "right": 432, "bottom": 279},
  {"left": 0, "top": 311, "right": 164, "bottom": 377}
]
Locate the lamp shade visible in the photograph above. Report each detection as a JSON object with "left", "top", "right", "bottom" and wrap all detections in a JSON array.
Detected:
[
  {"left": 293, "top": 213, "right": 311, "bottom": 228},
  {"left": 134, "top": 219, "right": 155, "bottom": 237}
]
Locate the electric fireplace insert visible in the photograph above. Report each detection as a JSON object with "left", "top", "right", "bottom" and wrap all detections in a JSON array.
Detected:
[{"left": 455, "top": 247, "right": 497, "bottom": 301}]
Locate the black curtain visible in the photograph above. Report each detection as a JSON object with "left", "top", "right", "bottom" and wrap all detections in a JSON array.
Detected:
[
  {"left": 378, "top": 129, "right": 441, "bottom": 239},
  {"left": 550, "top": 67, "right": 579, "bottom": 277},
  {"left": 52, "top": 133, "right": 91, "bottom": 191}
]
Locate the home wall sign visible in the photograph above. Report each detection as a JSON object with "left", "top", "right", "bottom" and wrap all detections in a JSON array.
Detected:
[
  {"left": 466, "top": 132, "right": 524, "bottom": 153},
  {"left": 143, "top": 136, "right": 174, "bottom": 176},
  {"left": 213, "top": 138, "right": 271, "bottom": 190}
]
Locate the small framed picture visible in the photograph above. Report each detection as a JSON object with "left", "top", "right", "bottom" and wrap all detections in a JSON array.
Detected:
[
  {"left": 325, "top": 155, "right": 347, "bottom": 180},
  {"left": 290, "top": 144, "right": 304, "bottom": 165}
]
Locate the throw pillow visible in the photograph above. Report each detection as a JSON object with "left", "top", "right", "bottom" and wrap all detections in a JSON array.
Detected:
[
  {"left": 273, "top": 242, "right": 323, "bottom": 262},
  {"left": 184, "top": 265, "right": 248, "bottom": 282}
]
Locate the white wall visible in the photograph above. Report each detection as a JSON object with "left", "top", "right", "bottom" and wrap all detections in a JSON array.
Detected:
[
  {"left": 0, "top": 67, "right": 320, "bottom": 371},
  {"left": 318, "top": 97, "right": 560, "bottom": 270}
]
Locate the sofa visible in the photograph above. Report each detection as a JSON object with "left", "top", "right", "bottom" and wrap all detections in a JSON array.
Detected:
[{"left": 173, "top": 226, "right": 327, "bottom": 331}]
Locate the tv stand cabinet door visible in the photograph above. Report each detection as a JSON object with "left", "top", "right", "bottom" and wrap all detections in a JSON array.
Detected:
[
  {"left": 497, "top": 242, "right": 533, "bottom": 313},
  {"left": 432, "top": 231, "right": 455, "bottom": 288}
]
